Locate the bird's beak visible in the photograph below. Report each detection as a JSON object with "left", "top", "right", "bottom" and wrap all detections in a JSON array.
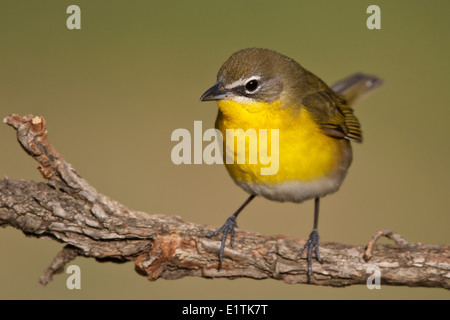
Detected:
[{"left": 200, "top": 82, "right": 228, "bottom": 102}]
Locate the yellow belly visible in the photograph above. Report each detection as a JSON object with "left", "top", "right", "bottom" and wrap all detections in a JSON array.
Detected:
[{"left": 215, "top": 99, "right": 350, "bottom": 202}]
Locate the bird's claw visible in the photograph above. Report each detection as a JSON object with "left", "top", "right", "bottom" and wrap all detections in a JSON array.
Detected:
[
  {"left": 206, "top": 215, "right": 237, "bottom": 268},
  {"left": 297, "top": 229, "right": 323, "bottom": 281}
]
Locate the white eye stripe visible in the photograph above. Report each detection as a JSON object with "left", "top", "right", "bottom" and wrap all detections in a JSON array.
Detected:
[{"left": 224, "top": 76, "right": 261, "bottom": 90}]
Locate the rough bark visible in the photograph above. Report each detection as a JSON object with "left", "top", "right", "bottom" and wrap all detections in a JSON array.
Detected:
[{"left": 1, "top": 114, "right": 449, "bottom": 289}]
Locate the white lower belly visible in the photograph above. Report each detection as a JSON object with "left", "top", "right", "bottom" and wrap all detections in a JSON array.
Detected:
[{"left": 234, "top": 175, "right": 345, "bottom": 203}]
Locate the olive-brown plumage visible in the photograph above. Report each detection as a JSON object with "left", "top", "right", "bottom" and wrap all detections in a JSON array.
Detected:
[{"left": 200, "top": 48, "right": 382, "bottom": 279}]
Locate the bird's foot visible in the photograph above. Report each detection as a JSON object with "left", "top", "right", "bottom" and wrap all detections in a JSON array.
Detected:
[
  {"left": 206, "top": 215, "right": 237, "bottom": 268},
  {"left": 297, "top": 228, "right": 323, "bottom": 282}
]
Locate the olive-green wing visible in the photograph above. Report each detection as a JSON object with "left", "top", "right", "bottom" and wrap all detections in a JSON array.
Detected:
[
  {"left": 302, "top": 73, "right": 382, "bottom": 142},
  {"left": 302, "top": 90, "right": 363, "bottom": 142}
]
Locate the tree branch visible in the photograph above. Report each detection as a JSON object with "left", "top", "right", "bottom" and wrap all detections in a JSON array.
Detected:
[{"left": 1, "top": 114, "right": 449, "bottom": 289}]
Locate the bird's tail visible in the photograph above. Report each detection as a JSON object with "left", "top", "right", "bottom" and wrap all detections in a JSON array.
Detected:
[{"left": 331, "top": 73, "right": 383, "bottom": 106}]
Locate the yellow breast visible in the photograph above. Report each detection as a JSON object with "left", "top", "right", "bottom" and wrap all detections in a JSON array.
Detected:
[{"left": 215, "top": 99, "right": 343, "bottom": 185}]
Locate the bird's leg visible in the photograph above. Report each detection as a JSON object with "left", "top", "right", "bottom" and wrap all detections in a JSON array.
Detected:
[
  {"left": 297, "top": 197, "right": 323, "bottom": 281},
  {"left": 206, "top": 194, "right": 256, "bottom": 268}
]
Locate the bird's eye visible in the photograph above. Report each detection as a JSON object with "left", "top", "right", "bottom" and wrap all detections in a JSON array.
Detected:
[{"left": 245, "top": 79, "right": 259, "bottom": 93}]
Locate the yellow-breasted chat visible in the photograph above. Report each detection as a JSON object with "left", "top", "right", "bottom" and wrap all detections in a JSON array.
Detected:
[{"left": 200, "top": 48, "right": 382, "bottom": 280}]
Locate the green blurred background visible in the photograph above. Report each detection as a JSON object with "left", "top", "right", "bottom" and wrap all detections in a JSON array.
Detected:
[{"left": 1, "top": 0, "right": 449, "bottom": 299}]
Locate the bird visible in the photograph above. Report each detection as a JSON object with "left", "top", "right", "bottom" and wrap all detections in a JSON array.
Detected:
[{"left": 200, "top": 48, "right": 382, "bottom": 280}]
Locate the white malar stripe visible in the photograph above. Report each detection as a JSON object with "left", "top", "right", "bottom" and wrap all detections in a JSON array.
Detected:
[{"left": 227, "top": 94, "right": 257, "bottom": 104}]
